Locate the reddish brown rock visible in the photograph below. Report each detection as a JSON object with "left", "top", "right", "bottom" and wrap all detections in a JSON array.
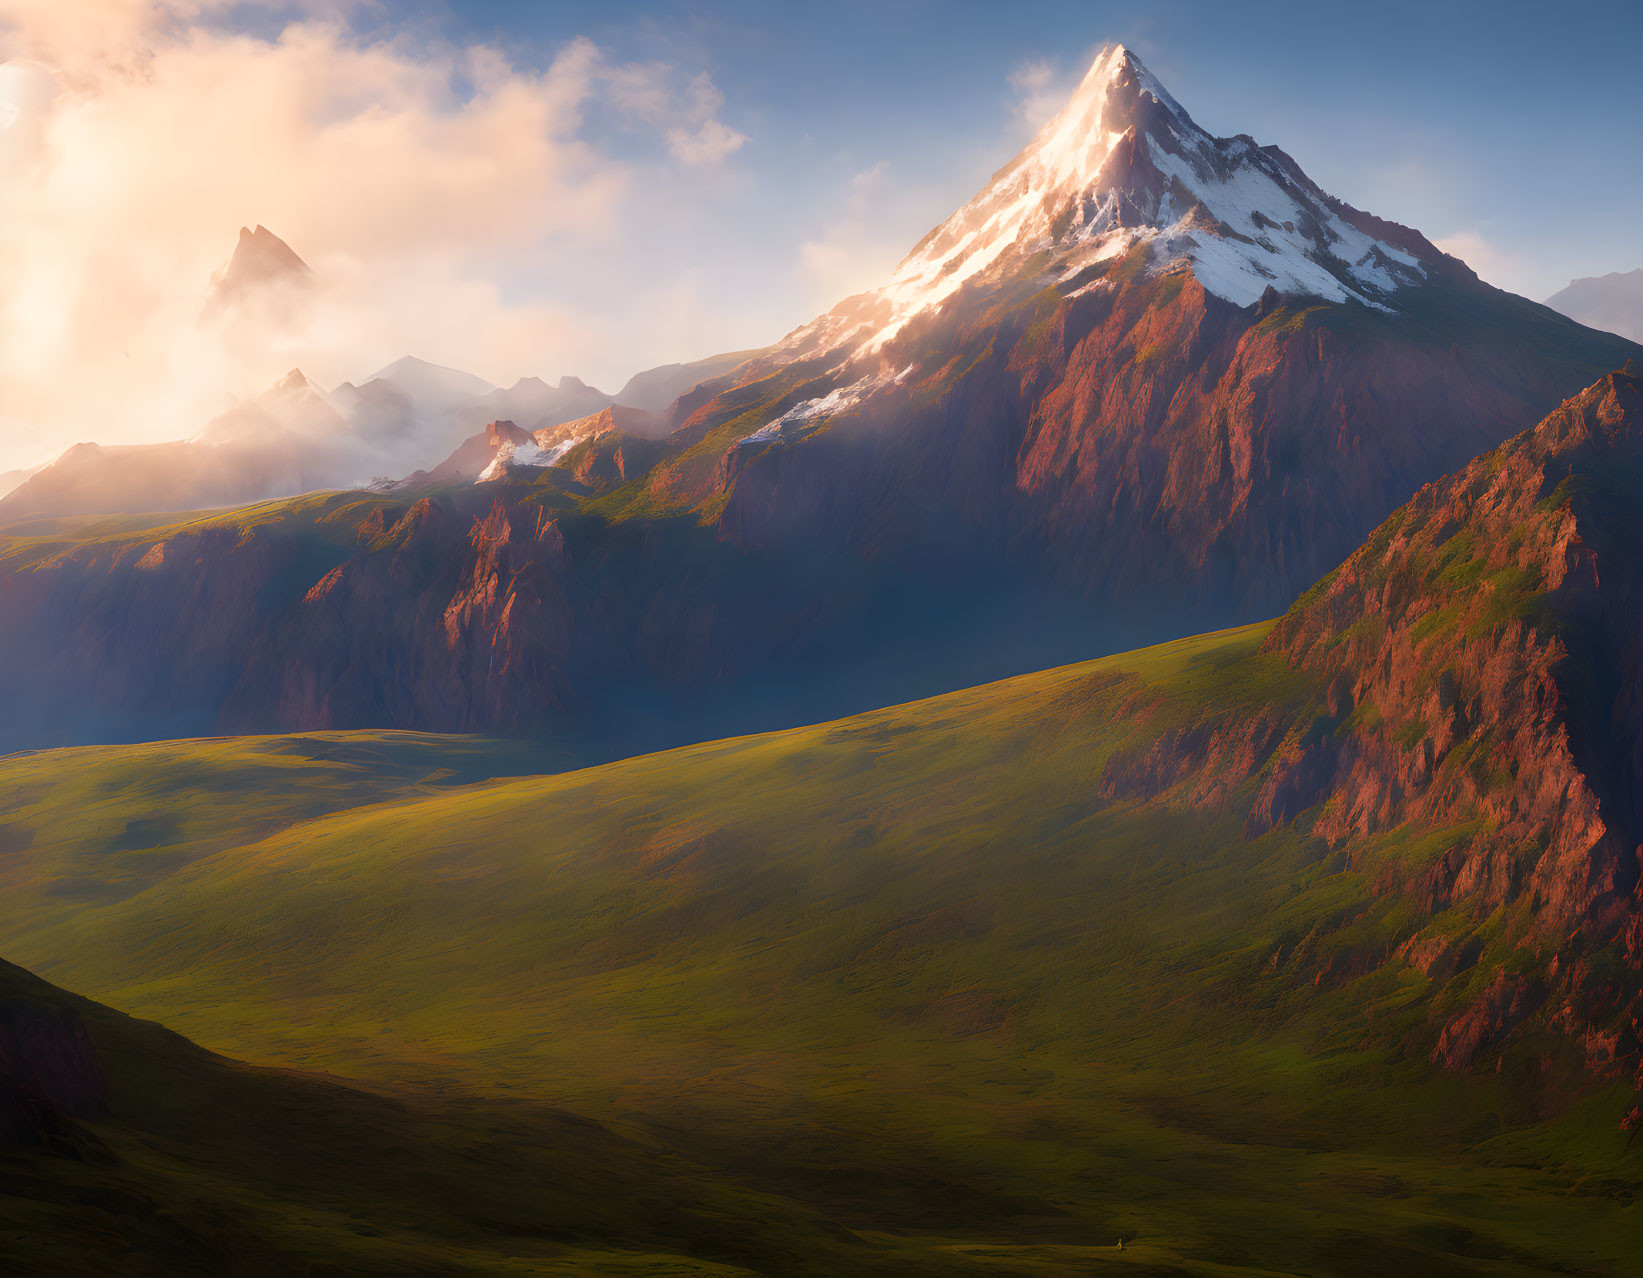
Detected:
[{"left": 1433, "top": 972, "right": 1546, "bottom": 1072}]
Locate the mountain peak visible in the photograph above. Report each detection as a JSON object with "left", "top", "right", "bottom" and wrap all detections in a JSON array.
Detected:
[
  {"left": 1004, "top": 43, "right": 1199, "bottom": 225},
  {"left": 366, "top": 356, "right": 496, "bottom": 403},
  {"left": 205, "top": 224, "right": 313, "bottom": 315},
  {"left": 225, "top": 224, "right": 311, "bottom": 283},
  {"left": 1545, "top": 267, "right": 1643, "bottom": 344},
  {"left": 1057, "top": 43, "right": 1186, "bottom": 142},
  {"left": 786, "top": 42, "right": 1432, "bottom": 358}
]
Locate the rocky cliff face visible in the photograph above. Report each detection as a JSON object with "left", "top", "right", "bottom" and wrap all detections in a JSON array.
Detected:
[
  {"left": 1262, "top": 370, "right": 1643, "bottom": 1088},
  {"left": 1089, "top": 372, "right": 1643, "bottom": 1113},
  {"left": 244, "top": 492, "right": 586, "bottom": 735},
  {"left": 695, "top": 255, "right": 1631, "bottom": 617},
  {"left": 1266, "top": 372, "right": 1643, "bottom": 936}
]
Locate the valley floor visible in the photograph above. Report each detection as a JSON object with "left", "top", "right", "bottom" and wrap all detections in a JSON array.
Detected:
[{"left": 1, "top": 624, "right": 1638, "bottom": 1274}]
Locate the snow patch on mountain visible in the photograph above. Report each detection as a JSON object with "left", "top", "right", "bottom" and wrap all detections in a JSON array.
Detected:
[
  {"left": 741, "top": 366, "right": 917, "bottom": 450},
  {"left": 477, "top": 437, "right": 577, "bottom": 482},
  {"left": 1141, "top": 136, "right": 1420, "bottom": 308},
  {"left": 744, "top": 381, "right": 872, "bottom": 445}
]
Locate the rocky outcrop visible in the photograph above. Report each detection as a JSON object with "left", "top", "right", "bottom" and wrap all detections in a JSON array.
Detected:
[
  {"left": 1246, "top": 373, "right": 1643, "bottom": 1103},
  {"left": 486, "top": 420, "right": 534, "bottom": 450},
  {"left": 561, "top": 429, "right": 667, "bottom": 492},
  {"left": 1430, "top": 971, "right": 1547, "bottom": 1072},
  {"left": 1061, "top": 373, "right": 1643, "bottom": 1114},
  {"left": 1265, "top": 371, "right": 1643, "bottom": 947},
  {"left": 1098, "top": 709, "right": 1287, "bottom": 811}
]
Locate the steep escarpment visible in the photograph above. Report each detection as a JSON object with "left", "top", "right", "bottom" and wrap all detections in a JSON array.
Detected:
[
  {"left": 0, "top": 471, "right": 962, "bottom": 753},
  {"left": 1260, "top": 370, "right": 1643, "bottom": 1091},
  {"left": 1265, "top": 371, "right": 1643, "bottom": 937},
  {"left": 701, "top": 256, "right": 1631, "bottom": 617},
  {"left": 1093, "top": 371, "right": 1643, "bottom": 1112},
  {"left": 0, "top": 515, "right": 314, "bottom": 746},
  {"left": 244, "top": 492, "right": 588, "bottom": 734}
]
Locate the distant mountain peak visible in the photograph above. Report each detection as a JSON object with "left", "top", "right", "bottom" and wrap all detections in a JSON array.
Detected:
[
  {"left": 235, "top": 224, "right": 310, "bottom": 269},
  {"left": 787, "top": 42, "right": 1431, "bottom": 358},
  {"left": 366, "top": 356, "right": 496, "bottom": 403},
  {"left": 205, "top": 224, "right": 313, "bottom": 314},
  {"left": 1546, "top": 266, "right": 1643, "bottom": 344},
  {"left": 191, "top": 367, "right": 348, "bottom": 448}
]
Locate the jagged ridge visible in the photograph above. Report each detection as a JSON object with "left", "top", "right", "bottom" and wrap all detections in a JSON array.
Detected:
[{"left": 1091, "top": 370, "right": 1643, "bottom": 1109}]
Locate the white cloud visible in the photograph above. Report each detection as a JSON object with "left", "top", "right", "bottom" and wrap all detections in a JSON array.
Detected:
[
  {"left": 585, "top": 55, "right": 745, "bottom": 163},
  {"left": 0, "top": 1, "right": 751, "bottom": 470},
  {"left": 668, "top": 116, "right": 747, "bottom": 166},
  {"left": 661, "top": 72, "right": 746, "bottom": 166},
  {"left": 798, "top": 162, "right": 905, "bottom": 303},
  {"left": 601, "top": 57, "right": 676, "bottom": 124},
  {"left": 1007, "top": 56, "right": 1065, "bottom": 133}
]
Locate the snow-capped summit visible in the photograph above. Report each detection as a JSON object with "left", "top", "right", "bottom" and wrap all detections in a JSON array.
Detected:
[{"left": 789, "top": 44, "right": 1428, "bottom": 357}]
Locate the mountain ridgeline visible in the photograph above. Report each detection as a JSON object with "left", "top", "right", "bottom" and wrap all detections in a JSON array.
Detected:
[{"left": 0, "top": 45, "right": 1636, "bottom": 757}]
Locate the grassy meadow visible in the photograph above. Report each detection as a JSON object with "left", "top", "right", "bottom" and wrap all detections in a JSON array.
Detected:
[{"left": 2, "top": 623, "right": 1638, "bottom": 1274}]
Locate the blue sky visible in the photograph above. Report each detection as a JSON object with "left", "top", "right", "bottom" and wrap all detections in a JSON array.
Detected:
[
  {"left": 377, "top": 0, "right": 1643, "bottom": 302},
  {"left": 1, "top": 0, "right": 1638, "bottom": 466}
]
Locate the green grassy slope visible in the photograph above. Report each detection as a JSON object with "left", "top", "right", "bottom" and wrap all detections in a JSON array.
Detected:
[
  {"left": 0, "top": 729, "right": 561, "bottom": 909},
  {"left": 0, "top": 489, "right": 393, "bottom": 568},
  {"left": 0, "top": 957, "right": 902, "bottom": 1277},
  {"left": 2, "top": 625, "right": 1638, "bottom": 1274}
]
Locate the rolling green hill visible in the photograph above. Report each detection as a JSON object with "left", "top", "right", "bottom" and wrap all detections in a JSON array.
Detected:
[
  {"left": 0, "top": 955, "right": 909, "bottom": 1276},
  {"left": 3, "top": 622, "right": 1637, "bottom": 1275}
]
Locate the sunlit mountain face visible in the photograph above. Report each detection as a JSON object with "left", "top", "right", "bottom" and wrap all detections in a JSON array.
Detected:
[
  {"left": 0, "top": 43, "right": 1635, "bottom": 756},
  {"left": 2, "top": 12, "right": 1641, "bottom": 1278},
  {"left": 784, "top": 46, "right": 1427, "bottom": 362}
]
